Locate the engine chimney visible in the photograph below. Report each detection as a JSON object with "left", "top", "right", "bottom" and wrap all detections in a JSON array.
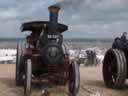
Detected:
[{"left": 48, "top": 6, "right": 60, "bottom": 34}]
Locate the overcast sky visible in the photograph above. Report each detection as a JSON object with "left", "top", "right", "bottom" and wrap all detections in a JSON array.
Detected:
[{"left": 0, "top": 0, "right": 128, "bottom": 38}]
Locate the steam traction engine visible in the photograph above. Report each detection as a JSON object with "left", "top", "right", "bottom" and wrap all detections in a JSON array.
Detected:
[
  {"left": 15, "top": 6, "right": 80, "bottom": 96},
  {"left": 103, "top": 34, "right": 128, "bottom": 89}
]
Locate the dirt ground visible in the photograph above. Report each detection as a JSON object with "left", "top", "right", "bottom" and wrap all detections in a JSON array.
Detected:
[{"left": 0, "top": 64, "right": 128, "bottom": 96}]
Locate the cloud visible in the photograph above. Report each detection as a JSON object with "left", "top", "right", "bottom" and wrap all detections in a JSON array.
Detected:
[
  {"left": 60, "top": 0, "right": 128, "bottom": 38},
  {"left": 0, "top": 0, "right": 56, "bottom": 38},
  {"left": 0, "top": 8, "right": 18, "bottom": 19},
  {"left": 0, "top": 0, "right": 128, "bottom": 38}
]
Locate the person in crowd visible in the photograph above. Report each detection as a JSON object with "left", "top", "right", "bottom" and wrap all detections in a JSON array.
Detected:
[
  {"left": 112, "top": 37, "right": 121, "bottom": 49},
  {"left": 121, "top": 32, "right": 128, "bottom": 48},
  {"left": 121, "top": 32, "right": 128, "bottom": 42}
]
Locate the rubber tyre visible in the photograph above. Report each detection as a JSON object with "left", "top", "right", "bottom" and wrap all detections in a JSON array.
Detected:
[
  {"left": 103, "top": 49, "right": 127, "bottom": 89},
  {"left": 69, "top": 61, "right": 80, "bottom": 96},
  {"left": 24, "top": 59, "right": 32, "bottom": 96},
  {"left": 16, "top": 44, "right": 24, "bottom": 86}
]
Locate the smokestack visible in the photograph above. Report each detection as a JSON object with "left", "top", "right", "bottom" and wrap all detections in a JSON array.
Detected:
[{"left": 48, "top": 6, "right": 60, "bottom": 34}]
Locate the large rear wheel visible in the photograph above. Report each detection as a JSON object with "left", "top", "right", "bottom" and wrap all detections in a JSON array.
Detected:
[
  {"left": 103, "top": 49, "right": 127, "bottom": 89},
  {"left": 69, "top": 61, "right": 80, "bottom": 96}
]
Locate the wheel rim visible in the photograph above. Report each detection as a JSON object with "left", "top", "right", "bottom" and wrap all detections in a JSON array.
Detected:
[
  {"left": 24, "top": 59, "right": 32, "bottom": 96},
  {"left": 69, "top": 62, "right": 80, "bottom": 96},
  {"left": 16, "top": 44, "right": 21, "bottom": 83},
  {"left": 16, "top": 45, "right": 19, "bottom": 80},
  {"left": 69, "top": 66, "right": 75, "bottom": 93}
]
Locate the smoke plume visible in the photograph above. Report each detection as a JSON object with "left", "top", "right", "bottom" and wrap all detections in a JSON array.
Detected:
[{"left": 50, "top": 0, "right": 85, "bottom": 11}]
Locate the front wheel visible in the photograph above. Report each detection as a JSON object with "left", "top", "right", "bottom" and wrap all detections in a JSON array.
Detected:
[
  {"left": 69, "top": 61, "right": 80, "bottom": 96},
  {"left": 24, "top": 59, "right": 32, "bottom": 96}
]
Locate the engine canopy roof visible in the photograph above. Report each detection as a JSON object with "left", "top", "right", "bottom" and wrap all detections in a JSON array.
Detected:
[{"left": 21, "top": 21, "right": 68, "bottom": 33}]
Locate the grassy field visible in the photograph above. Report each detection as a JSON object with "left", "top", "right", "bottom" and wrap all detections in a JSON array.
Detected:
[{"left": 0, "top": 64, "right": 128, "bottom": 96}]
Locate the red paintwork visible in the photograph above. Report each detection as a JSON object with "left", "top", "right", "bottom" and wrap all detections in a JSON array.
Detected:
[{"left": 23, "top": 36, "right": 70, "bottom": 85}]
